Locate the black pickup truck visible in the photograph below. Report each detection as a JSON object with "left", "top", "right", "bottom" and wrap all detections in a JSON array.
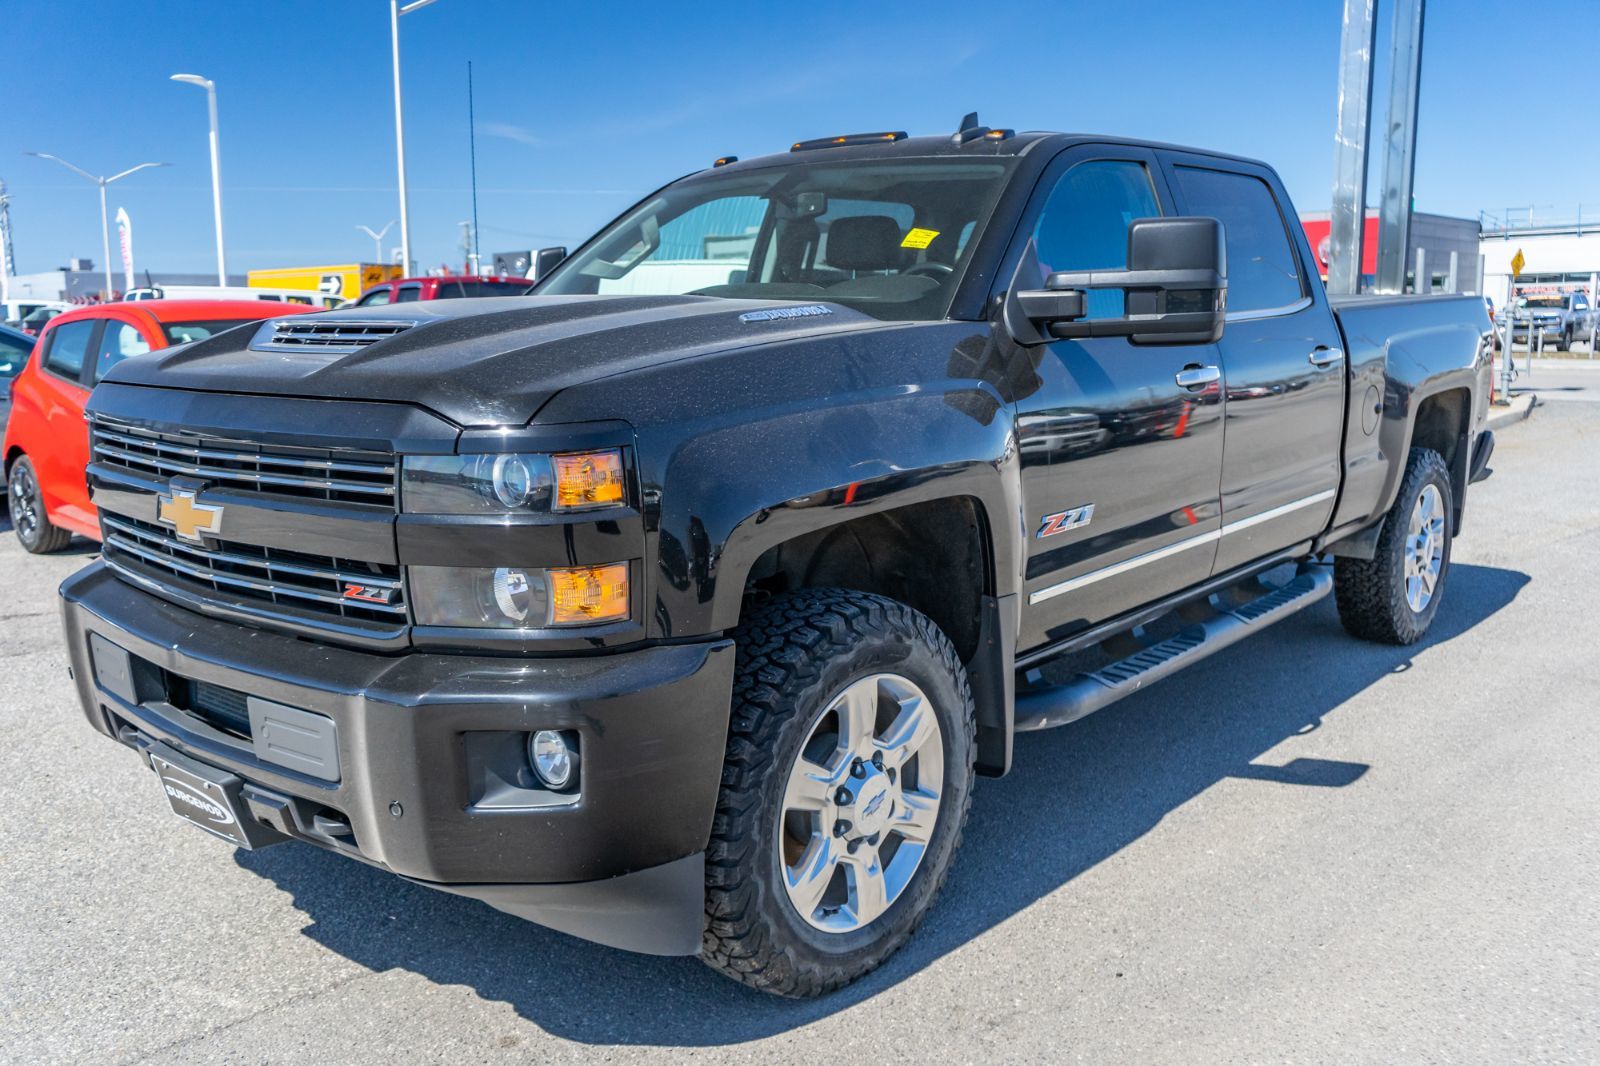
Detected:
[{"left": 55, "top": 118, "right": 1493, "bottom": 997}]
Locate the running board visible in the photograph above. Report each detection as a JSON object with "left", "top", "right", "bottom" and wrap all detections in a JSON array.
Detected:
[{"left": 1013, "top": 565, "right": 1333, "bottom": 732}]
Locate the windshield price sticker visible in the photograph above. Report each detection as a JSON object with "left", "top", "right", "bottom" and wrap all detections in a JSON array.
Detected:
[{"left": 901, "top": 227, "right": 941, "bottom": 249}]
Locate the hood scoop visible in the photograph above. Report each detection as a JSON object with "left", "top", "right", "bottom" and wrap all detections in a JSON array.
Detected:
[{"left": 250, "top": 319, "right": 416, "bottom": 355}]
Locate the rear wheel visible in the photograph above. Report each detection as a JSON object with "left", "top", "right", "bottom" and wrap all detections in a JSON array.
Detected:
[
  {"left": 702, "top": 588, "right": 975, "bottom": 997},
  {"left": 1335, "top": 447, "right": 1453, "bottom": 645},
  {"left": 7, "top": 456, "right": 72, "bottom": 554}
]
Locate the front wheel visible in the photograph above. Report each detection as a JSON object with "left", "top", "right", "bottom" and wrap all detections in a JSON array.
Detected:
[
  {"left": 702, "top": 588, "right": 975, "bottom": 997},
  {"left": 1335, "top": 447, "right": 1453, "bottom": 645}
]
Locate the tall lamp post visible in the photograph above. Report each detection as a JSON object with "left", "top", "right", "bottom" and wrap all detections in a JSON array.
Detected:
[
  {"left": 25, "top": 152, "right": 167, "bottom": 301},
  {"left": 357, "top": 221, "right": 397, "bottom": 264},
  {"left": 390, "top": 0, "right": 444, "bottom": 275},
  {"left": 171, "top": 74, "right": 227, "bottom": 286}
]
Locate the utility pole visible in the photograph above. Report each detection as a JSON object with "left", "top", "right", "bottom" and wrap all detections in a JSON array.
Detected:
[
  {"left": 24, "top": 152, "right": 168, "bottom": 301},
  {"left": 0, "top": 180, "right": 14, "bottom": 304}
]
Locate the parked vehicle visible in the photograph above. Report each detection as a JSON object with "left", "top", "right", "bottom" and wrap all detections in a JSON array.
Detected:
[
  {"left": 2, "top": 298, "right": 70, "bottom": 330},
  {"left": 18, "top": 304, "right": 66, "bottom": 336},
  {"left": 4, "top": 300, "right": 312, "bottom": 551},
  {"left": 1510, "top": 291, "right": 1595, "bottom": 350},
  {"left": 124, "top": 285, "right": 345, "bottom": 309},
  {"left": 58, "top": 120, "right": 1493, "bottom": 997},
  {"left": 0, "top": 323, "right": 33, "bottom": 444},
  {"left": 349, "top": 274, "right": 531, "bottom": 306}
]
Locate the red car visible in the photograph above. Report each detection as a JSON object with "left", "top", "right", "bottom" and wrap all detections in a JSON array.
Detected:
[
  {"left": 3, "top": 300, "right": 312, "bottom": 553},
  {"left": 349, "top": 274, "right": 530, "bottom": 306}
]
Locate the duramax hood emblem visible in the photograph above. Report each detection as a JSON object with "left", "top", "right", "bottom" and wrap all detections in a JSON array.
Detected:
[
  {"left": 738, "top": 304, "right": 832, "bottom": 323},
  {"left": 158, "top": 488, "right": 223, "bottom": 543}
]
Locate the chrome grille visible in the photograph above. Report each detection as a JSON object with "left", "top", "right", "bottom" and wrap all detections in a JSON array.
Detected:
[
  {"left": 250, "top": 319, "right": 413, "bottom": 354},
  {"left": 91, "top": 417, "right": 396, "bottom": 506},
  {"left": 101, "top": 514, "right": 406, "bottom": 629}
]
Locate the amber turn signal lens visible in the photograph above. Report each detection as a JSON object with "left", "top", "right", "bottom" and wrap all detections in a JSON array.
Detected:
[
  {"left": 552, "top": 450, "right": 625, "bottom": 510},
  {"left": 547, "top": 563, "right": 629, "bottom": 625}
]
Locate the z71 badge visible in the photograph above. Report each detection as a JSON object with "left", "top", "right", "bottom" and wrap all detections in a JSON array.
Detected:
[{"left": 1036, "top": 504, "right": 1094, "bottom": 539}]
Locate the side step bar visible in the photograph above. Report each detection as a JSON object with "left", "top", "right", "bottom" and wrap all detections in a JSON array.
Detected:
[{"left": 1014, "top": 565, "right": 1333, "bottom": 732}]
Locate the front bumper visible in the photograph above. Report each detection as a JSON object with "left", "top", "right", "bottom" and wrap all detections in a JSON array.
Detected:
[{"left": 60, "top": 562, "right": 734, "bottom": 955}]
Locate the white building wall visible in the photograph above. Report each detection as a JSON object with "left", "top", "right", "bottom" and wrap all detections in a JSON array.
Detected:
[{"left": 1480, "top": 230, "right": 1600, "bottom": 307}]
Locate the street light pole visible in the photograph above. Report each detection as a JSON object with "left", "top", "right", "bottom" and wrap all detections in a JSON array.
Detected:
[
  {"left": 357, "top": 221, "right": 397, "bottom": 264},
  {"left": 24, "top": 152, "right": 167, "bottom": 301},
  {"left": 390, "top": 0, "right": 443, "bottom": 277},
  {"left": 171, "top": 74, "right": 226, "bottom": 286}
]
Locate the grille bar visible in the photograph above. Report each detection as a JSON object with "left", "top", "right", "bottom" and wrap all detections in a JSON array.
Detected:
[
  {"left": 102, "top": 515, "right": 406, "bottom": 624},
  {"left": 91, "top": 417, "right": 396, "bottom": 506}
]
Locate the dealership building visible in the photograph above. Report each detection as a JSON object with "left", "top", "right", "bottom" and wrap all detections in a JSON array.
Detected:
[
  {"left": 1479, "top": 221, "right": 1600, "bottom": 310},
  {"left": 1300, "top": 210, "right": 1482, "bottom": 294}
]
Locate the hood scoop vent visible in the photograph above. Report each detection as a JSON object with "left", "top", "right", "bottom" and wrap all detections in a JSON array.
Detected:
[{"left": 251, "top": 319, "right": 415, "bottom": 355}]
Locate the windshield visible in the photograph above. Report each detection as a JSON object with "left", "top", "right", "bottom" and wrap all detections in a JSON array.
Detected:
[
  {"left": 1519, "top": 295, "right": 1564, "bottom": 310},
  {"left": 162, "top": 319, "right": 253, "bottom": 345},
  {"left": 538, "top": 158, "right": 1013, "bottom": 321}
]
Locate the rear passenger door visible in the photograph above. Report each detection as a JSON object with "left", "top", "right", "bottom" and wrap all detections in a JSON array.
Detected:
[{"left": 1161, "top": 154, "right": 1346, "bottom": 572}]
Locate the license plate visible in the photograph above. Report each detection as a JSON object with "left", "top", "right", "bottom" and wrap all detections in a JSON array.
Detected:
[{"left": 151, "top": 750, "right": 253, "bottom": 848}]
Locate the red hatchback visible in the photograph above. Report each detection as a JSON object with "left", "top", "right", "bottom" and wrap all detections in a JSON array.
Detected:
[{"left": 3, "top": 300, "right": 312, "bottom": 553}]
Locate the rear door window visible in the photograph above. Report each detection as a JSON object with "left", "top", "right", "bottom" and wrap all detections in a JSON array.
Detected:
[
  {"left": 394, "top": 285, "right": 423, "bottom": 302},
  {"left": 1171, "top": 166, "right": 1305, "bottom": 313},
  {"left": 94, "top": 321, "right": 153, "bottom": 382},
  {"left": 42, "top": 319, "right": 97, "bottom": 383}
]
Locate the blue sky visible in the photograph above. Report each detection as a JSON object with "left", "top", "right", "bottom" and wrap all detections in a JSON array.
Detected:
[{"left": 5, "top": 0, "right": 1594, "bottom": 278}]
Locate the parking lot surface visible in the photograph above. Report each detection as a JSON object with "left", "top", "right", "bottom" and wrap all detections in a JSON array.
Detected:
[{"left": 2, "top": 403, "right": 1596, "bottom": 1064}]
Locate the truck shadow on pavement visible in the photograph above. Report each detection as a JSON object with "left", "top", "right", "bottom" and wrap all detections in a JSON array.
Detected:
[{"left": 234, "top": 561, "right": 1529, "bottom": 1046}]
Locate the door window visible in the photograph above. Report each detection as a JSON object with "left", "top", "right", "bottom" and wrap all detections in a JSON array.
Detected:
[
  {"left": 42, "top": 319, "right": 97, "bottom": 382},
  {"left": 394, "top": 285, "right": 422, "bottom": 302},
  {"left": 1172, "top": 166, "right": 1304, "bottom": 313},
  {"left": 94, "top": 321, "right": 152, "bottom": 382},
  {"left": 1029, "top": 160, "right": 1160, "bottom": 318},
  {"left": 357, "top": 287, "right": 393, "bottom": 306}
]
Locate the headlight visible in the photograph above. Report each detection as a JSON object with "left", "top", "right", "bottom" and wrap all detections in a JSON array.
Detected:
[
  {"left": 409, "top": 563, "right": 629, "bottom": 628},
  {"left": 401, "top": 449, "right": 624, "bottom": 514}
]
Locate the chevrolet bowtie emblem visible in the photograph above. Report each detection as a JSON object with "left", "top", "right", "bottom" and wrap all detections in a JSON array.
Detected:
[{"left": 157, "top": 488, "right": 223, "bottom": 543}]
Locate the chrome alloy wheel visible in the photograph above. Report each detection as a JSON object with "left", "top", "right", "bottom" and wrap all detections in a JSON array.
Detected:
[
  {"left": 778, "top": 673, "right": 945, "bottom": 933},
  {"left": 8, "top": 465, "right": 40, "bottom": 543},
  {"left": 1404, "top": 483, "right": 1446, "bottom": 613}
]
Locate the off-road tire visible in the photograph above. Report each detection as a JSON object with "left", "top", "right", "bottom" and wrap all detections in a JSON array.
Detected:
[
  {"left": 1334, "top": 447, "right": 1453, "bottom": 645},
  {"left": 7, "top": 456, "right": 72, "bottom": 554},
  {"left": 701, "top": 587, "right": 976, "bottom": 997}
]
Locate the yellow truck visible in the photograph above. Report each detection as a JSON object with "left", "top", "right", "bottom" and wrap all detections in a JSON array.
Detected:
[{"left": 247, "top": 263, "right": 401, "bottom": 302}]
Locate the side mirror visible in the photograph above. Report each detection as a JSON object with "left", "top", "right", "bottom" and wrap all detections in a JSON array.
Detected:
[
  {"left": 1004, "top": 217, "right": 1227, "bottom": 346},
  {"left": 532, "top": 246, "right": 568, "bottom": 283}
]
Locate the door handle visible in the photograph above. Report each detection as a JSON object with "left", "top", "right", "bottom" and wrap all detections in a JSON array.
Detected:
[
  {"left": 1174, "top": 365, "right": 1221, "bottom": 389},
  {"left": 1308, "top": 346, "right": 1344, "bottom": 368}
]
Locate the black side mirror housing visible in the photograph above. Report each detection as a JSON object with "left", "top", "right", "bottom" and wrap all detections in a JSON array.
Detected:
[
  {"left": 532, "top": 246, "right": 568, "bottom": 283},
  {"left": 1004, "top": 217, "right": 1227, "bottom": 346}
]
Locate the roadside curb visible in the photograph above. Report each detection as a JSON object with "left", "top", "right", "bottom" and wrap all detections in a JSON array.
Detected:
[{"left": 1487, "top": 393, "right": 1537, "bottom": 431}]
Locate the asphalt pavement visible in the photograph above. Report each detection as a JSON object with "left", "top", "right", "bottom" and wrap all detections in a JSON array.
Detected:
[{"left": 2, "top": 403, "right": 1596, "bottom": 1064}]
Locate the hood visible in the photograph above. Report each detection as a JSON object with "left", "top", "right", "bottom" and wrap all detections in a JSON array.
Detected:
[{"left": 103, "top": 294, "right": 887, "bottom": 426}]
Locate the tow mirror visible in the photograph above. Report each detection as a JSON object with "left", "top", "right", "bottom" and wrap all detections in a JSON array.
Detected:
[
  {"left": 532, "top": 246, "right": 568, "bottom": 283},
  {"left": 1004, "top": 217, "right": 1227, "bottom": 346}
]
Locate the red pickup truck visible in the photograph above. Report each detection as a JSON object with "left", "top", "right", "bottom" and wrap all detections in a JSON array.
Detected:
[{"left": 350, "top": 275, "right": 530, "bottom": 306}]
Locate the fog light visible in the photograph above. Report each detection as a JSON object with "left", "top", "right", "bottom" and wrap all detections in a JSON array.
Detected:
[{"left": 528, "top": 730, "right": 578, "bottom": 790}]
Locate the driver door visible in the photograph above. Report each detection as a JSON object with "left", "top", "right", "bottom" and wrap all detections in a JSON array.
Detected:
[{"left": 1007, "top": 147, "right": 1226, "bottom": 652}]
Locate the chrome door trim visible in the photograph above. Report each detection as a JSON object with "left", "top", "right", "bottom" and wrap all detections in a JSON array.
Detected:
[{"left": 1026, "top": 489, "right": 1337, "bottom": 606}]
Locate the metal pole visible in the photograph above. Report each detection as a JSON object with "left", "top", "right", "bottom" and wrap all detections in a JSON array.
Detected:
[
  {"left": 390, "top": 0, "right": 411, "bottom": 274},
  {"left": 1414, "top": 247, "right": 1426, "bottom": 293},
  {"left": 1446, "top": 249, "right": 1458, "bottom": 294},
  {"left": 1376, "top": 0, "right": 1426, "bottom": 294},
  {"left": 206, "top": 83, "right": 226, "bottom": 285},
  {"left": 1328, "top": 0, "right": 1378, "bottom": 295},
  {"left": 98, "top": 180, "right": 113, "bottom": 301}
]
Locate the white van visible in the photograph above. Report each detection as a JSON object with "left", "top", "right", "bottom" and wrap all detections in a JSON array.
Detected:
[{"left": 122, "top": 285, "right": 343, "bottom": 309}]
